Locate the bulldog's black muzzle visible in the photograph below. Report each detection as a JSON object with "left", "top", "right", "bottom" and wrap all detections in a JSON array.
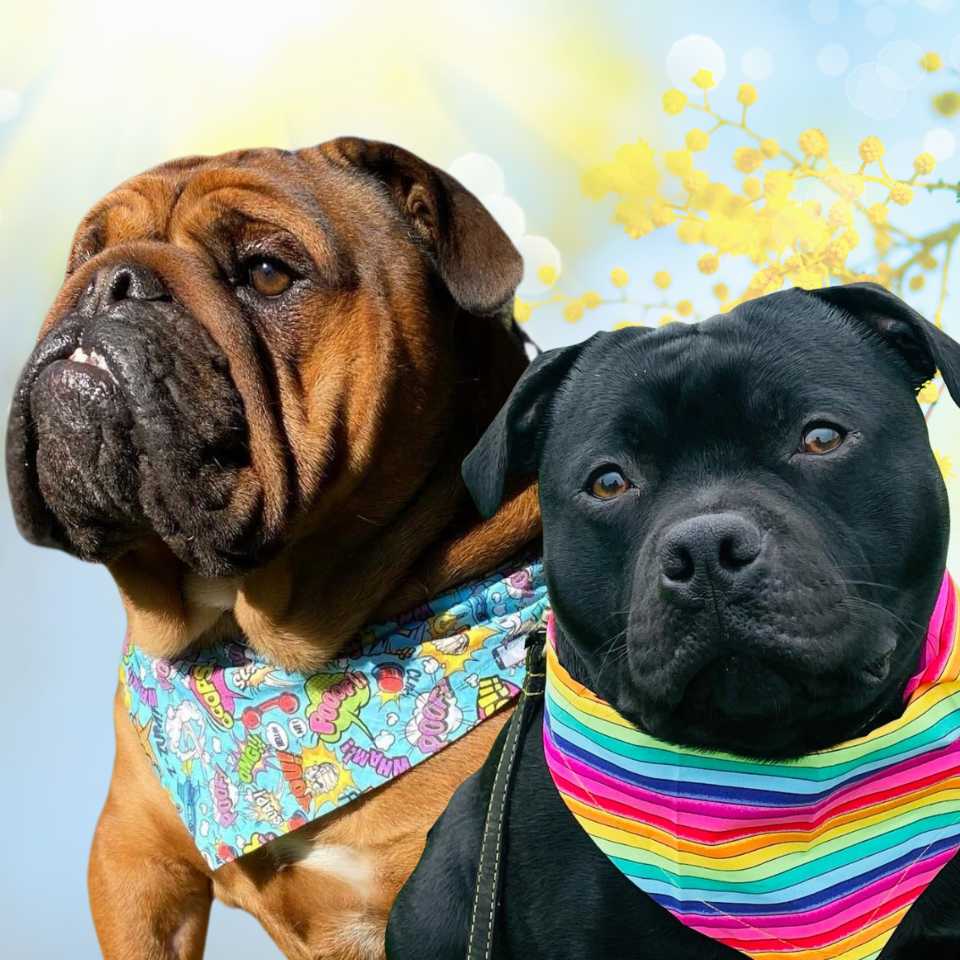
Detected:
[{"left": 7, "top": 261, "right": 251, "bottom": 574}]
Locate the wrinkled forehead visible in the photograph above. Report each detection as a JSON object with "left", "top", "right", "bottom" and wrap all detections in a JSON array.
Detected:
[
  {"left": 548, "top": 295, "right": 898, "bottom": 452},
  {"left": 66, "top": 145, "right": 370, "bottom": 273}
]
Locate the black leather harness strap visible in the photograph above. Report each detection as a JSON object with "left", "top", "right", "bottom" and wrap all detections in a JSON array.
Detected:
[{"left": 466, "top": 628, "right": 546, "bottom": 960}]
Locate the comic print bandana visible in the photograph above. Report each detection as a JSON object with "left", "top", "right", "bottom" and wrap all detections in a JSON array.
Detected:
[
  {"left": 543, "top": 573, "right": 960, "bottom": 960},
  {"left": 122, "top": 559, "right": 547, "bottom": 869}
]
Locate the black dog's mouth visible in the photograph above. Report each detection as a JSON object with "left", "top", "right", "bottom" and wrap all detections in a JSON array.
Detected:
[
  {"left": 603, "top": 550, "right": 916, "bottom": 760},
  {"left": 7, "top": 304, "right": 255, "bottom": 575},
  {"left": 684, "top": 655, "right": 798, "bottom": 720},
  {"left": 625, "top": 632, "right": 905, "bottom": 759}
]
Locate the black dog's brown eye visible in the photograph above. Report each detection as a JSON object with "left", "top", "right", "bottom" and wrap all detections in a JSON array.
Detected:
[
  {"left": 801, "top": 423, "right": 845, "bottom": 455},
  {"left": 590, "top": 469, "right": 631, "bottom": 499},
  {"left": 248, "top": 258, "right": 292, "bottom": 297}
]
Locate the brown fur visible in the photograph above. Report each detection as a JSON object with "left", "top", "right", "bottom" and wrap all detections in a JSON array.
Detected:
[{"left": 24, "top": 139, "right": 541, "bottom": 958}]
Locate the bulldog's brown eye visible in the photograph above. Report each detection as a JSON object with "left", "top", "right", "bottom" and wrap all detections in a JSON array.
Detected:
[
  {"left": 248, "top": 258, "right": 293, "bottom": 297},
  {"left": 801, "top": 423, "right": 845, "bottom": 455},
  {"left": 589, "top": 468, "right": 631, "bottom": 499}
]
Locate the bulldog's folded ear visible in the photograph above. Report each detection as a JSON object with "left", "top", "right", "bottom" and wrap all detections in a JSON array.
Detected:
[
  {"left": 462, "top": 340, "right": 591, "bottom": 518},
  {"left": 803, "top": 282, "right": 960, "bottom": 403},
  {"left": 325, "top": 137, "right": 522, "bottom": 316}
]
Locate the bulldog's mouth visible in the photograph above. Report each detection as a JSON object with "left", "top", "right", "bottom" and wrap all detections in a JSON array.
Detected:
[
  {"left": 7, "top": 301, "right": 257, "bottom": 576},
  {"left": 32, "top": 343, "right": 125, "bottom": 424},
  {"left": 66, "top": 346, "right": 119, "bottom": 384}
]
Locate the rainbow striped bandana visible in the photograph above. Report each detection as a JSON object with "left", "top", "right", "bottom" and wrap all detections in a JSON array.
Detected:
[
  {"left": 543, "top": 573, "right": 960, "bottom": 960},
  {"left": 122, "top": 559, "right": 547, "bottom": 869}
]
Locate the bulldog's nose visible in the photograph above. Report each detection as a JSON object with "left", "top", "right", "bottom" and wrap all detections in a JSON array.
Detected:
[
  {"left": 79, "top": 263, "right": 169, "bottom": 313},
  {"left": 659, "top": 512, "right": 763, "bottom": 603}
]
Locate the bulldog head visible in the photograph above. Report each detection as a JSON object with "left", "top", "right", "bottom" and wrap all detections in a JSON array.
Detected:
[
  {"left": 464, "top": 284, "right": 960, "bottom": 758},
  {"left": 8, "top": 138, "right": 532, "bottom": 666}
]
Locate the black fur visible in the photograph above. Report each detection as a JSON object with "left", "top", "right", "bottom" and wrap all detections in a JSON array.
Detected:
[
  {"left": 387, "top": 284, "right": 960, "bottom": 959},
  {"left": 6, "top": 267, "right": 250, "bottom": 574}
]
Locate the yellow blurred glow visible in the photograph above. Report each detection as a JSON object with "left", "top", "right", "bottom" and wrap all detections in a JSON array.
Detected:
[{"left": 0, "top": 0, "right": 652, "bottom": 263}]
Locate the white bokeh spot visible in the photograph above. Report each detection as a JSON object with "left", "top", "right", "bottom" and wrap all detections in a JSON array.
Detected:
[
  {"left": 949, "top": 33, "right": 960, "bottom": 71},
  {"left": 809, "top": 0, "right": 839, "bottom": 23},
  {"left": 877, "top": 39, "right": 925, "bottom": 90},
  {"left": 0, "top": 89, "right": 21, "bottom": 124},
  {"left": 885, "top": 137, "right": 923, "bottom": 175},
  {"left": 923, "top": 127, "right": 957, "bottom": 162},
  {"left": 866, "top": 4, "right": 897, "bottom": 36},
  {"left": 741, "top": 47, "right": 774, "bottom": 82},
  {"left": 448, "top": 153, "right": 506, "bottom": 198},
  {"left": 817, "top": 44, "right": 850, "bottom": 77},
  {"left": 666, "top": 35, "right": 727, "bottom": 92},
  {"left": 448, "top": 153, "right": 560, "bottom": 297},
  {"left": 481, "top": 194, "right": 526, "bottom": 243},
  {"left": 846, "top": 62, "right": 907, "bottom": 119},
  {"left": 516, "top": 235, "right": 562, "bottom": 298}
]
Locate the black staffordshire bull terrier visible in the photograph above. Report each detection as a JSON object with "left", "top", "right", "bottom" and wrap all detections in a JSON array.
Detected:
[{"left": 386, "top": 283, "right": 960, "bottom": 960}]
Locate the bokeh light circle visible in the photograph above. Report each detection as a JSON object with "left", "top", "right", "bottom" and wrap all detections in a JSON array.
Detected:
[
  {"left": 865, "top": 5, "right": 896, "bottom": 37},
  {"left": 448, "top": 153, "right": 506, "bottom": 197},
  {"left": 516, "top": 234, "right": 562, "bottom": 298},
  {"left": 0, "top": 90, "right": 21, "bottom": 124},
  {"left": 741, "top": 47, "right": 774, "bottom": 82},
  {"left": 809, "top": 0, "right": 839, "bottom": 24},
  {"left": 949, "top": 33, "right": 960, "bottom": 70},
  {"left": 482, "top": 194, "right": 526, "bottom": 242},
  {"left": 877, "top": 39, "right": 924, "bottom": 90},
  {"left": 845, "top": 61, "right": 907, "bottom": 119},
  {"left": 817, "top": 44, "right": 850, "bottom": 77},
  {"left": 923, "top": 127, "right": 957, "bottom": 162},
  {"left": 666, "top": 35, "right": 727, "bottom": 92}
]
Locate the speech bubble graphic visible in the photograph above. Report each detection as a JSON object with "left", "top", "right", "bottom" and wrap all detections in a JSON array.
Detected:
[{"left": 305, "top": 670, "right": 372, "bottom": 743}]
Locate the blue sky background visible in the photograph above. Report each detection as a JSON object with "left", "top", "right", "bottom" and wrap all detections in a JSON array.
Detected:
[{"left": 1, "top": 1, "right": 959, "bottom": 956}]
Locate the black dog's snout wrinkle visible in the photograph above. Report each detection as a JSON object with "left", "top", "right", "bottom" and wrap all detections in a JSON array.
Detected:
[
  {"left": 659, "top": 512, "right": 763, "bottom": 602},
  {"left": 79, "top": 263, "right": 170, "bottom": 315}
]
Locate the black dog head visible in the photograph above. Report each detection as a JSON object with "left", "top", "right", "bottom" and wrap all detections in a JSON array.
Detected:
[{"left": 464, "top": 283, "right": 960, "bottom": 758}]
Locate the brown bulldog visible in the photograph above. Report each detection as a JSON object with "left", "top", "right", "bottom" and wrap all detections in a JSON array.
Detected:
[{"left": 6, "top": 137, "right": 540, "bottom": 959}]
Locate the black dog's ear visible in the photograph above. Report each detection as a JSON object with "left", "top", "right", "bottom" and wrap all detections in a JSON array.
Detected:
[
  {"left": 462, "top": 341, "right": 590, "bottom": 518},
  {"left": 804, "top": 282, "right": 960, "bottom": 403},
  {"left": 322, "top": 137, "right": 522, "bottom": 316}
]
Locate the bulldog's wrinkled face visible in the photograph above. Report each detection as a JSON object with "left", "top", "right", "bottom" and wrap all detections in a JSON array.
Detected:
[
  {"left": 14, "top": 252, "right": 251, "bottom": 571},
  {"left": 464, "top": 284, "right": 960, "bottom": 758},
  {"left": 8, "top": 139, "right": 523, "bottom": 581}
]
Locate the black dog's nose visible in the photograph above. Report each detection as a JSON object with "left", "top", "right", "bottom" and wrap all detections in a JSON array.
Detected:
[
  {"left": 79, "top": 263, "right": 169, "bottom": 313},
  {"left": 660, "top": 512, "right": 763, "bottom": 601}
]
